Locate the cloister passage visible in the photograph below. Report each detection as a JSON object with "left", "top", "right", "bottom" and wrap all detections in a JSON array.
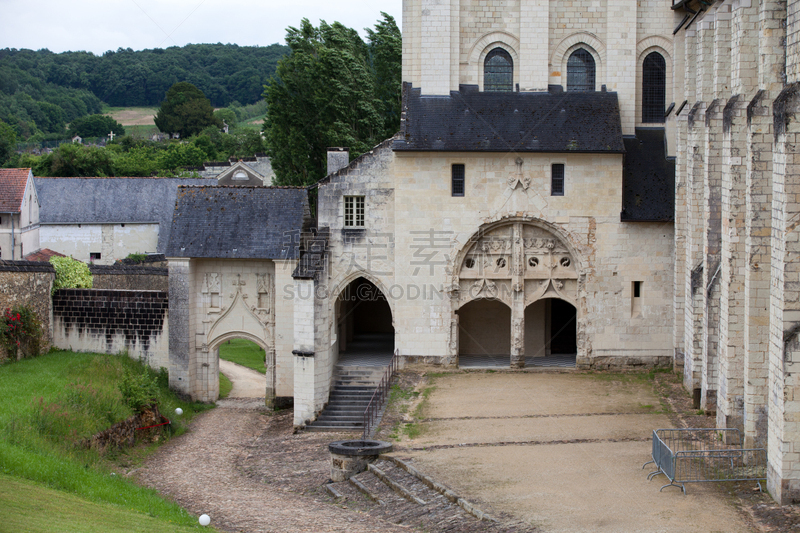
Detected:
[
  {"left": 458, "top": 297, "right": 576, "bottom": 368},
  {"left": 334, "top": 277, "right": 394, "bottom": 367}
]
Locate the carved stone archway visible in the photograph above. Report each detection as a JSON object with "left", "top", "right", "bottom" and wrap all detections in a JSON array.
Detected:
[{"left": 452, "top": 221, "right": 579, "bottom": 367}]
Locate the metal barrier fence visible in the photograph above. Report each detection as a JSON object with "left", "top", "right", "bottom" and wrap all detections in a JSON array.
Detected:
[
  {"left": 643, "top": 428, "right": 766, "bottom": 494},
  {"left": 362, "top": 350, "right": 399, "bottom": 439}
]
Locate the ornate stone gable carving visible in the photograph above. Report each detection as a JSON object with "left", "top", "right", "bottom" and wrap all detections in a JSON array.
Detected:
[
  {"left": 207, "top": 286, "right": 268, "bottom": 346},
  {"left": 457, "top": 221, "right": 577, "bottom": 306}
]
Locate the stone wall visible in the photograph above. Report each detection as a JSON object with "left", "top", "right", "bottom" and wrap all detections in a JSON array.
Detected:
[
  {"left": 0, "top": 260, "right": 54, "bottom": 358},
  {"left": 90, "top": 264, "right": 169, "bottom": 291},
  {"left": 403, "top": 0, "right": 673, "bottom": 132},
  {"left": 52, "top": 289, "right": 168, "bottom": 370},
  {"left": 670, "top": 0, "right": 800, "bottom": 504}
]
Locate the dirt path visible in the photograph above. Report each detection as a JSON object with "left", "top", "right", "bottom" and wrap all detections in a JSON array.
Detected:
[
  {"left": 395, "top": 372, "right": 756, "bottom": 533},
  {"left": 135, "top": 405, "right": 408, "bottom": 533},
  {"left": 219, "top": 360, "right": 265, "bottom": 398}
]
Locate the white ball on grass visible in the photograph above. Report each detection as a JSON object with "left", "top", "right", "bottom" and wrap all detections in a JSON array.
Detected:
[
  {"left": 199, "top": 514, "right": 211, "bottom": 526},
  {"left": 175, "top": 407, "right": 183, "bottom": 416}
]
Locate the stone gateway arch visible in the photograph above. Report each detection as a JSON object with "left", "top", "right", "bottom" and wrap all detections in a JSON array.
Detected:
[{"left": 452, "top": 220, "right": 582, "bottom": 368}]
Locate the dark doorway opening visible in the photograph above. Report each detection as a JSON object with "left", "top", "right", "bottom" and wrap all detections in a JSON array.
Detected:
[
  {"left": 335, "top": 277, "right": 394, "bottom": 366},
  {"left": 549, "top": 299, "right": 577, "bottom": 354}
]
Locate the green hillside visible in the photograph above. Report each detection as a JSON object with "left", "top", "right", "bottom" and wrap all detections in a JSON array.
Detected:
[{"left": 0, "top": 43, "right": 288, "bottom": 140}]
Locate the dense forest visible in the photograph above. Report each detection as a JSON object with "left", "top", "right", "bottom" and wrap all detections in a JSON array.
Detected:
[{"left": 0, "top": 43, "right": 287, "bottom": 139}]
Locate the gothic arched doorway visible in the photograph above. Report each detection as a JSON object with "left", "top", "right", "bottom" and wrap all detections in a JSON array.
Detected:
[
  {"left": 208, "top": 332, "right": 273, "bottom": 401},
  {"left": 524, "top": 298, "right": 577, "bottom": 367},
  {"left": 334, "top": 277, "right": 394, "bottom": 366},
  {"left": 458, "top": 298, "right": 511, "bottom": 366},
  {"left": 453, "top": 220, "right": 580, "bottom": 368}
]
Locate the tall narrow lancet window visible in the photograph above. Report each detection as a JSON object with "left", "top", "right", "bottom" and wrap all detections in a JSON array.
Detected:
[
  {"left": 484, "top": 48, "right": 513, "bottom": 92},
  {"left": 642, "top": 52, "right": 667, "bottom": 123},
  {"left": 566, "top": 48, "right": 596, "bottom": 92}
]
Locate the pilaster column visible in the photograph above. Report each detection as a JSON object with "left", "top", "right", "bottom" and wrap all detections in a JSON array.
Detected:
[
  {"left": 744, "top": 91, "right": 774, "bottom": 449},
  {"left": 167, "top": 257, "right": 193, "bottom": 398},
  {"left": 420, "top": 0, "right": 453, "bottom": 95},
  {"left": 684, "top": 102, "right": 706, "bottom": 398},
  {"left": 510, "top": 223, "right": 525, "bottom": 368},
  {"left": 606, "top": 0, "right": 637, "bottom": 134},
  {"left": 293, "top": 278, "right": 317, "bottom": 426},
  {"left": 717, "top": 95, "right": 749, "bottom": 437},
  {"left": 767, "top": 83, "right": 800, "bottom": 504},
  {"left": 519, "top": 0, "right": 549, "bottom": 91},
  {"left": 701, "top": 99, "right": 724, "bottom": 412}
]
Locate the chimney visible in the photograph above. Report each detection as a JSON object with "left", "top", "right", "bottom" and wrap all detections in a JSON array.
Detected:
[{"left": 327, "top": 147, "right": 349, "bottom": 175}]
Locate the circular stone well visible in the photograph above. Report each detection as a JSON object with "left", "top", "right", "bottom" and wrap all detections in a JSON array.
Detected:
[{"left": 328, "top": 440, "right": 393, "bottom": 482}]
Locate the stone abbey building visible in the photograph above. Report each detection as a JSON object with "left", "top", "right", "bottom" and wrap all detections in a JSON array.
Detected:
[
  {"left": 669, "top": 0, "right": 800, "bottom": 504},
  {"left": 163, "top": 0, "right": 800, "bottom": 504}
]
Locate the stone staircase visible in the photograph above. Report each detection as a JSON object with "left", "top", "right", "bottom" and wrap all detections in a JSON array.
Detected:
[
  {"left": 325, "top": 456, "right": 532, "bottom": 532},
  {"left": 305, "top": 365, "right": 385, "bottom": 432}
]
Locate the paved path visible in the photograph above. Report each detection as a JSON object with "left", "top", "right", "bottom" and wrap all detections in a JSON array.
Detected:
[
  {"left": 219, "top": 360, "right": 265, "bottom": 398},
  {"left": 135, "top": 405, "right": 408, "bottom": 533},
  {"left": 400, "top": 373, "right": 755, "bottom": 533}
]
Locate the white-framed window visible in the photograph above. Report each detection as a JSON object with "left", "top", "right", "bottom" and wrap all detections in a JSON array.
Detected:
[{"left": 344, "top": 196, "right": 365, "bottom": 227}]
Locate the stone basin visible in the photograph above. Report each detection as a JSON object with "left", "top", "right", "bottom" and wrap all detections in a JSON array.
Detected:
[{"left": 329, "top": 440, "right": 393, "bottom": 481}]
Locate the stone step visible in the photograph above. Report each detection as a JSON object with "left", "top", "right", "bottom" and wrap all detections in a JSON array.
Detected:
[
  {"left": 325, "top": 463, "right": 527, "bottom": 532},
  {"left": 304, "top": 425, "right": 363, "bottom": 432}
]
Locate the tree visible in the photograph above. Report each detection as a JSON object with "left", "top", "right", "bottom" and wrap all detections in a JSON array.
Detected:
[
  {"left": 366, "top": 13, "right": 402, "bottom": 136},
  {"left": 0, "top": 120, "right": 16, "bottom": 165},
  {"left": 68, "top": 114, "right": 125, "bottom": 138},
  {"left": 213, "top": 107, "right": 237, "bottom": 129},
  {"left": 263, "top": 15, "right": 401, "bottom": 186},
  {"left": 154, "top": 82, "right": 221, "bottom": 138}
]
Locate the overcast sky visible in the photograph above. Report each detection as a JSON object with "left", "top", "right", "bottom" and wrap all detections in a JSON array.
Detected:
[{"left": 0, "top": 0, "right": 403, "bottom": 55}]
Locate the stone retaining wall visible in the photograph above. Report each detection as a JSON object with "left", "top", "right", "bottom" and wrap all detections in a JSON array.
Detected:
[
  {"left": 0, "top": 260, "right": 55, "bottom": 358},
  {"left": 90, "top": 264, "right": 169, "bottom": 291},
  {"left": 53, "top": 289, "right": 169, "bottom": 369}
]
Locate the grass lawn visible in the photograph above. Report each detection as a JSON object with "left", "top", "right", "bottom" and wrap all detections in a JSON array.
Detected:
[
  {"left": 0, "top": 351, "right": 217, "bottom": 530},
  {"left": 218, "top": 339, "right": 266, "bottom": 374},
  {"left": 219, "top": 372, "right": 233, "bottom": 398},
  {"left": 0, "top": 474, "right": 201, "bottom": 532}
]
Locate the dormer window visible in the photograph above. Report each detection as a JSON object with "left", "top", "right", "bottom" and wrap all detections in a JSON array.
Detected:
[
  {"left": 232, "top": 170, "right": 248, "bottom": 181},
  {"left": 484, "top": 48, "right": 513, "bottom": 92}
]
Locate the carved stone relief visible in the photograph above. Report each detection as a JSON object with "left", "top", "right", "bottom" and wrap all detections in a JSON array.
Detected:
[{"left": 457, "top": 222, "right": 577, "bottom": 307}]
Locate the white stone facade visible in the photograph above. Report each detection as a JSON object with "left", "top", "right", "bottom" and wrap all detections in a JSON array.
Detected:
[
  {"left": 40, "top": 223, "right": 158, "bottom": 265},
  {"left": 167, "top": 258, "right": 295, "bottom": 404},
  {"left": 403, "top": 0, "right": 674, "bottom": 133},
  {"left": 670, "top": 0, "right": 800, "bottom": 504}
]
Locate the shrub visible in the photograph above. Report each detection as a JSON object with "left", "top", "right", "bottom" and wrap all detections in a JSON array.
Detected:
[
  {"left": 50, "top": 256, "right": 92, "bottom": 294},
  {"left": 0, "top": 306, "right": 44, "bottom": 361},
  {"left": 123, "top": 253, "right": 147, "bottom": 264},
  {"left": 118, "top": 367, "right": 159, "bottom": 413}
]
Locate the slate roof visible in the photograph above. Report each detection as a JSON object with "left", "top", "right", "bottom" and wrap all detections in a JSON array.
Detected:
[
  {"left": 166, "top": 186, "right": 309, "bottom": 260},
  {"left": 0, "top": 168, "right": 32, "bottom": 212},
  {"left": 393, "top": 84, "right": 625, "bottom": 153},
  {"left": 621, "top": 128, "right": 676, "bottom": 222},
  {"left": 35, "top": 177, "right": 217, "bottom": 253}
]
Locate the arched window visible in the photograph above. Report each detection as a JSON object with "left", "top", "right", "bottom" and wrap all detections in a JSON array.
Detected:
[
  {"left": 484, "top": 48, "right": 513, "bottom": 92},
  {"left": 642, "top": 51, "right": 666, "bottom": 123},
  {"left": 567, "top": 48, "right": 595, "bottom": 92}
]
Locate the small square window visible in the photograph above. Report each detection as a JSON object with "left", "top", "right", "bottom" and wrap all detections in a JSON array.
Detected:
[
  {"left": 90, "top": 252, "right": 101, "bottom": 262},
  {"left": 452, "top": 164, "right": 465, "bottom": 197},
  {"left": 344, "top": 196, "right": 365, "bottom": 227},
  {"left": 551, "top": 164, "right": 565, "bottom": 196}
]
